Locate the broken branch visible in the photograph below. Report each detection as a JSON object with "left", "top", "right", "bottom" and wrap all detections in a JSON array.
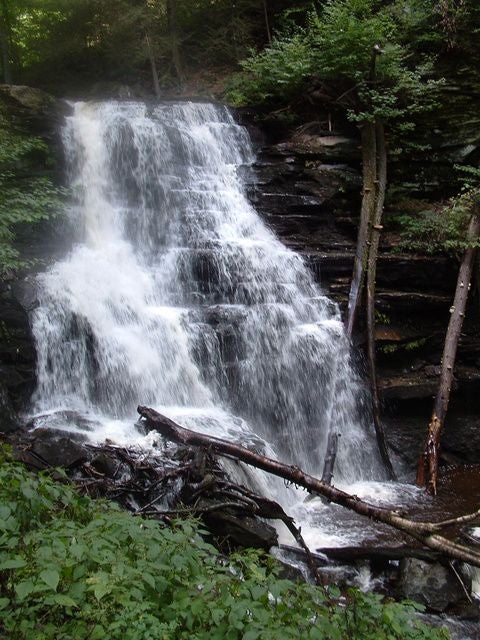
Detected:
[{"left": 138, "top": 406, "right": 480, "bottom": 567}]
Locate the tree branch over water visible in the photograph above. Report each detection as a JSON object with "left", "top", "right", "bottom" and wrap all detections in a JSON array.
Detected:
[{"left": 138, "top": 405, "right": 480, "bottom": 567}]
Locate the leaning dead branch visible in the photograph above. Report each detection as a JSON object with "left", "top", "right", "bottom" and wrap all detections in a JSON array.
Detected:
[
  {"left": 417, "top": 210, "right": 480, "bottom": 495},
  {"left": 138, "top": 405, "right": 480, "bottom": 567}
]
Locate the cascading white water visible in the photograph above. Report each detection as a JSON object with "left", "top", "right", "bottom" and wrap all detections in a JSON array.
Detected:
[{"left": 32, "top": 100, "right": 387, "bottom": 541}]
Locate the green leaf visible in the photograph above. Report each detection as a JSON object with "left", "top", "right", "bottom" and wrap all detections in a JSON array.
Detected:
[
  {"left": 90, "top": 625, "right": 106, "bottom": 640},
  {"left": 93, "top": 582, "right": 111, "bottom": 601},
  {"left": 40, "top": 569, "right": 60, "bottom": 591},
  {"left": 15, "top": 580, "right": 35, "bottom": 600},
  {"left": 142, "top": 572, "right": 156, "bottom": 589},
  {"left": 0, "top": 557, "right": 27, "bottom": 570},
  {"left": 0, "top": 505, "right": 11, "bottom": 519},
  {"left": 52, "top": 593, "right": 78, "bottom": 607}
]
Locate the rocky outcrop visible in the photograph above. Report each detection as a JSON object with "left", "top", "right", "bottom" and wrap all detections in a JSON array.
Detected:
[
  {"left": 0, "top": 84, "right": 69, "bottom": 139},
  {"left": 397, "top": 558, "right": 470, "bottom": 612},
  {"left": 0, "top": 278, "right": 37, "bottom": 430}
]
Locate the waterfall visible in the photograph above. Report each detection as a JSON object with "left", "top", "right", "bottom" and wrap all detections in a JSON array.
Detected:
[{"left": 31, "top": 100, "right": 383, "bottom": 492}]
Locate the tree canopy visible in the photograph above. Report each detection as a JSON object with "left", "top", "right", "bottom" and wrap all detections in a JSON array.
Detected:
[{"left": 227, "top": 0, "right": 441, "bottom": 128}]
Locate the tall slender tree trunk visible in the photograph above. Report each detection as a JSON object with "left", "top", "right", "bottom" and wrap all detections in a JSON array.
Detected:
[
  {"left": 321, "top": 431, "right": 338, "bottom": 485},
  {"left": 344, "top": 47, "right": 394, "bottom": 478},
  {"left": 346, "top": 121, "right": 377, "bottom": 337},
  {"left": 262, "top": 0, "right": 272, "bottom": 45},
  {"left": 0, "top": 0, "right": 12, "bottom": 84},
  {"left": 166, "top": 0, "right": 184, "bottom": 83},
  {"left": 145, "top": 33, "right": 161, "bottom": 98},
  {"left": 366, "top": 120, "right": 395, "bottom": 479},
  {"left": 417, "top": 210, "right": 480, "bottom": 495},
  {"left": 321, "top": 357, "right": 341, "bottom": 485},
  {"left": 346, "top": 46, "right": 382, "bottom": 338},
  {"left": 343, "top": 119, "right": 396, "bottom": 478}
]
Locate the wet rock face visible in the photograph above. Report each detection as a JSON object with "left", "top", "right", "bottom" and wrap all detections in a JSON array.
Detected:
[
  {"left": 272, "top": 134, "right": 360, "bottom": 161},
  {"left": 0, "top": 84, "right": 70, "bottom": 138},
  {"left": 0, "top": 85, "right": 55, "bottom": 112},
  {"left": 0, "top": 278, "right": 38, "bottom": 430},
  {"left": 398, "top": 558, "right": 470, "bottom": 612}
]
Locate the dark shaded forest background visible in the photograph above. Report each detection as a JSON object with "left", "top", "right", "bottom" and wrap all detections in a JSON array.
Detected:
[{"left": 0, "top": 0, "right": 309, "bottom": 94}]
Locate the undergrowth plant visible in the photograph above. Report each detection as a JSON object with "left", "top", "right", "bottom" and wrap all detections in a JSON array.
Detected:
[
  {"left": 0, "top": 445, "right": 449, "bottom": 640},
  {"left": 396, "top": 167, "right": 480, "bottom": 255},
  {"left": 0, "top": 107, "right": 63, "bottom": 274}
]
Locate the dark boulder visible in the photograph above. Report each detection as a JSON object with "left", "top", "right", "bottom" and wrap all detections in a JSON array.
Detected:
[
  {"left": 0, "top": 278, "right": 38, "bottom": 428},
  {"left": 397, "top": 558, "right": 470, "bottom": 612}
]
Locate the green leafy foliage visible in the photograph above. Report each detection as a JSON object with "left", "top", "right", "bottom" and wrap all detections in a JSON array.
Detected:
[
  {"left": 226, "top": 34, "right": 313, "bottom": 106},
  {"left": 397, "top": 168, "right": 480, "bottom": 255},
  {"left": 0, "top": 445, "right": 449, "bottom": 639},
  {"left": 306, "top": 0, "right": 397, "bottom": 82},
  {"left": 226, "top": 0, "right": 442, "bottom": 135},
  {"left": 0, "top": 106, "right": 63, "bottom": 273}
]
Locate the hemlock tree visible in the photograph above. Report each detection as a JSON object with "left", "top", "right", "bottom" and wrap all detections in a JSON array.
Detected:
[{"left": 227, "top": 0, "right": 443, "bottom": 479}]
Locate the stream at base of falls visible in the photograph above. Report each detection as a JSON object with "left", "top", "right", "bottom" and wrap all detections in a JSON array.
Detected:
[{"left": 28, "top": 101, "right": 480, "bottom": 632}]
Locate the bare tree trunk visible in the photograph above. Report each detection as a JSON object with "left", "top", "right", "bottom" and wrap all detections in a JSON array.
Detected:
[
  {"left": 145, "top": 33, "right": 161, "bottom": 98},
  {"left": 345, "top": 46, "right": 382, "bottom": 338},
  {"left": 417, "top": 210, "right": 480, "bottom": 495},
  {"left": 166, "top": 0, "right": 184, "bottom": 83},
  {"left": 366, "top": 120, "right": 395, "bottom": 479},
  {"left": 345, "top": 121, "right": 376, "bottom": 337},
  {"left": 345, "top": 48, "right": 395, "bottom": 478},
  {"left": 0, "top": 0, "right": 12, "bottom": 84},
  {"left": 137, "top": 405, "right": 480, "bottom": 566},
  {"left": 262, "top": 0, "right": 272, "bottom": 45}
]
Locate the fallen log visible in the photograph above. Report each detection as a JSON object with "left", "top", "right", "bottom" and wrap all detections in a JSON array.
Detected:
[
  {"left": 138, "top": 405, "right": 480, "bottom": 567},
  {"left": 279, "top": 543, "right": 444, "bottom": 568},
  {"left": 314, "top": 546, "right": 441, "bottom": 563}
]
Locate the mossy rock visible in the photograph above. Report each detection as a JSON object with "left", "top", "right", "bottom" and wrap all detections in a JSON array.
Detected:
[{"left": 0, "top": 85, "right": 55, "bottom": 113}]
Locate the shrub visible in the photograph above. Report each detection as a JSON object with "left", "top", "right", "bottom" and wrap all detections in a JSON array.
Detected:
[{"left": 396, "top": 168, "right": 480, "bottom": 255}]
